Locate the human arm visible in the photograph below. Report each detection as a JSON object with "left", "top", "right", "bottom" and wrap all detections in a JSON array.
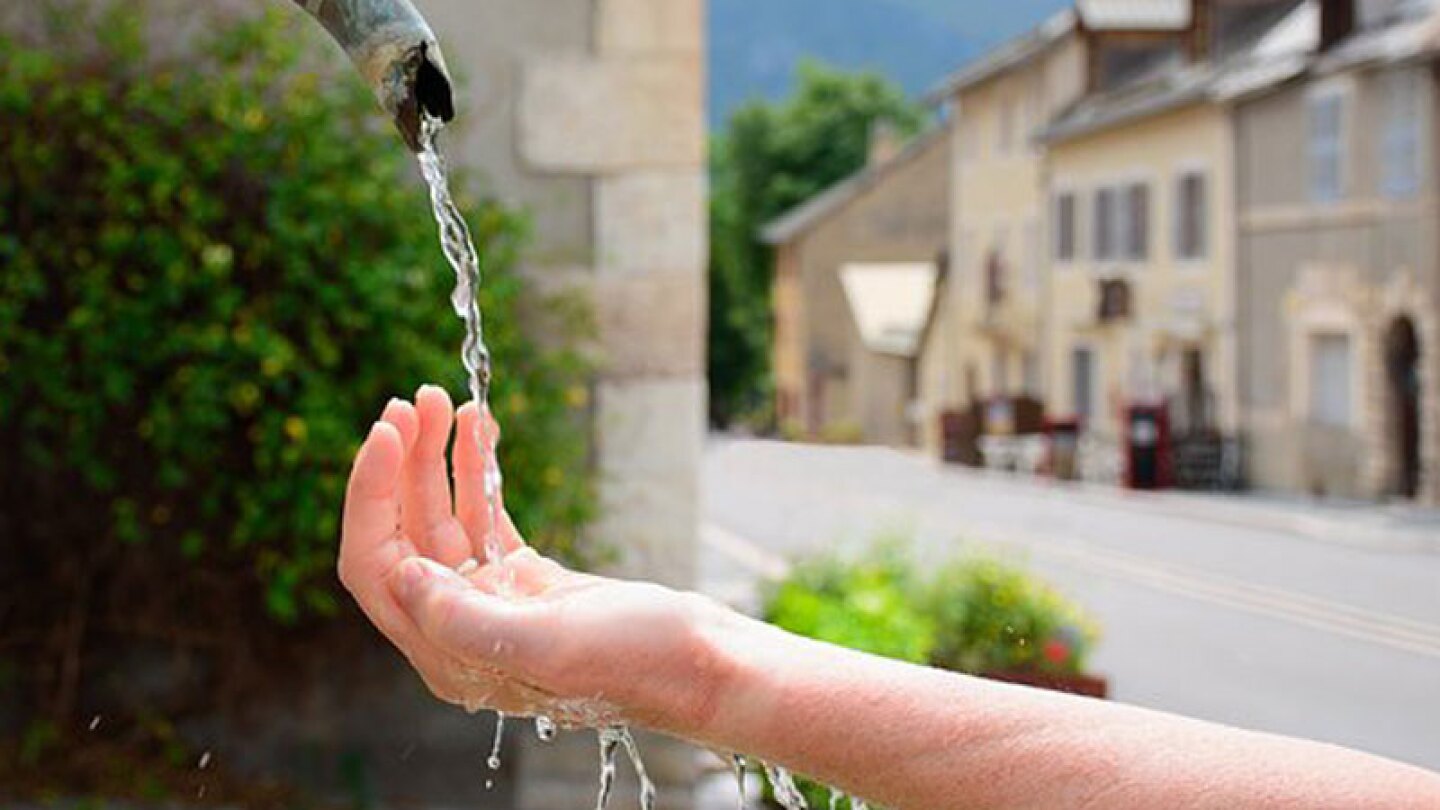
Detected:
[{"left": 340, "top": 389, "right": 1440, "bottom": 809}]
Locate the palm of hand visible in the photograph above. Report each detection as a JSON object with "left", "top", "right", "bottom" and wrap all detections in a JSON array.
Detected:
[{"left": 338, "top": 387, "right": 700, "bottom": 728}]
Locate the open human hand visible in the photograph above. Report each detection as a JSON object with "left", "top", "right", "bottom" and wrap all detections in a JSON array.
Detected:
[{"left": 338, "top": 386, "right": 728, "bottom": 733}]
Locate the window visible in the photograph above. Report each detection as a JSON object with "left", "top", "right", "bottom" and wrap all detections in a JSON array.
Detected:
[
  {"left": 1382, "top": 70, "right": 1422, "bottom": 198},
  {"left": 1125, "top": 182, "right": 1149, "bottom": 260},
  {"left": 1175, "top": 171, "right": 1208, "bottom": 260},
  {"left": 1055, "top": 192, "right": 1078, "bottom": 261},
  {"left": 1094, "top": 188, "right": 1116, "bottom": 260},
  {"left": 1310, "top": 334, "right": 1353, "bottom": 427},
  {"left": 1072, "top": 347, "right": 1096, "bottom": 422},
  {"left": 1093, "top": 183, "right": 1148, "bottom": 261},
  {"left": 1308, "top": 91, "right": 1346, "bottom": 203}
]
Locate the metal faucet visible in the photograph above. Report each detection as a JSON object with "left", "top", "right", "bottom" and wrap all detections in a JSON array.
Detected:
[{"left": 291, "top": 0, "right": 454, "bottom": 151}]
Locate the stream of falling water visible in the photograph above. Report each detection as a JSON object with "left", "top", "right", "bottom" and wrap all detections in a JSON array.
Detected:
[
  {"left": 594, "top": 726, "right": 658, "bottom": 810},
  {"left": 416, "top": 112, "right": 866, "bottom": 810}
]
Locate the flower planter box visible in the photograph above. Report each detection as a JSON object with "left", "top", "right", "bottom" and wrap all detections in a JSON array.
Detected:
[{"left": 983, "top": 669, "right": 1109, "bottom": 699}]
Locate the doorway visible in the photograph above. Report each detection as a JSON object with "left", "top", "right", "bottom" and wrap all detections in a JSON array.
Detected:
[{"left": 1384, "top": 316, "right": 1421, "bottom": 499}]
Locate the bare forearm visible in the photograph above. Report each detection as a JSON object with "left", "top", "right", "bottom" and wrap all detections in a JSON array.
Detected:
[{"left": 673, "top": 605, "right": 1440, "bottom": 810}]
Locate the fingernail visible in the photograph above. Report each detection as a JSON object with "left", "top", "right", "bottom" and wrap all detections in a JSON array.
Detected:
[
  {"left": 386, "top": 397, "right": 404, "bottom": 411},
  {"left": 368, "top": 421, "right": 386, "bottom": 440},
  {"left": 392, "top": 558, "right": 431, "bottom": 601}
]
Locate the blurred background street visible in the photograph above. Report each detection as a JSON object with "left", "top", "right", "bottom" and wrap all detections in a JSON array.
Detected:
[{"left": 703, "top": 438, "right": 1440, "bottom": 770}]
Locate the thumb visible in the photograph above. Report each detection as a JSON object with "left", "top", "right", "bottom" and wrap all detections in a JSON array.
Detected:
[{"left": 389, "top": 557, "right": 542, "bottom": 672}]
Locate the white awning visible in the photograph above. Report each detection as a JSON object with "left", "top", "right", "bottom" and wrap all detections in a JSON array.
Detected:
[
  {"left": 839, "top": 262, "right": 938, "bottom": 358},
  {"left": 1078, "top": 0, "right": 1190, "bottom": 30}
]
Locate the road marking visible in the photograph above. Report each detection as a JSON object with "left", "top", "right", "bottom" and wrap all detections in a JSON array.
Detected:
[
  {"left": 702, "top": 522, "right": 1440, "bottom": 660},
  {"left": 702, "top": 523, "right": 791, "bottom": 581},
  {"left": 1026, "top": 541, "right": 1440, "bottom": 659}
]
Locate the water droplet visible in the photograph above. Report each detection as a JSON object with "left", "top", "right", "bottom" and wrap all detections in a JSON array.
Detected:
[
  {"left": 617, "top": 727, "right": 657, "bottom": 810},
  {"left": 197, "top": 785, "right": 207, "bottom": 799},
  {"left": 197, "top": 751, "right": 212, "bottom": 770},
  {"left": 594, "top": 727, "right": 623, "bottom": 810},
  {"left": 763, "top": 763, "right": 809, "bottom": 810},
  {"left": 535, "top": 715, "right": 557, "bottom": 742},
  {"left": 88, "top": 715, "right": 101, "bottom": 731},
  {"left": 485, "top": 779, "right": 494, "bottom": 791},
  {"left": 732, "top": 754, "right": 747, "bottom": 810},
  {"left": 399, "top": 742, "right": 416, "bottom": 762},
  {"left": 487, "top": 712, "right": 506, "bottom": 771}
]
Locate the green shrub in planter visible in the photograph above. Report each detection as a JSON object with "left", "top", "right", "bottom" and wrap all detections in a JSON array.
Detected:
[
  {"left": 765, "top": 548, "right": 936, "bottom": 665},
  {"left": 924, "top": 556, "right": 1099, "bottom": 676}
]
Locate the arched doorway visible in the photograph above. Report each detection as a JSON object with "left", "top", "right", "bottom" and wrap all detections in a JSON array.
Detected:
[{"left": 1384, "top": 316, "right": 1421, "bottom": 498}]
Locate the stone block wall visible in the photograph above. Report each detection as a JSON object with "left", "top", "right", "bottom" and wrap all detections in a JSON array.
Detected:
[{"left": 418, "top": 0, "right": 708, "bottom": 806}]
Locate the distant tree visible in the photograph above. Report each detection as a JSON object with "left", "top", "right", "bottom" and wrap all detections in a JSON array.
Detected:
[{"left": 708, "top": 60, "right": 926, "bottom": 427}]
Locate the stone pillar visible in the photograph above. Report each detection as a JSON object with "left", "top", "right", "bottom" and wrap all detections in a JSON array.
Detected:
[{"left": 511, "top": 0, "right": 707, "bottom": 807}]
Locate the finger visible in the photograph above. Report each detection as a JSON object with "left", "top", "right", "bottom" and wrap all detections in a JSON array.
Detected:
[
  {"left": 391, "top": 557, "right": 547, "bottom": 679},
  {"left": 381, "top": 397, "right": 419, "bottom": 454},
  {"left": 454, "top": 402, "right": 524, "bottom": 557},
  {"left": 402, "top": 385, "right": 471, "bottom": 566},
  {"left": 341, "top": 421, "right": 405, "bottom": 580},
  {"left": 340, "top": 422, "right": 423, "bottom": 644}
]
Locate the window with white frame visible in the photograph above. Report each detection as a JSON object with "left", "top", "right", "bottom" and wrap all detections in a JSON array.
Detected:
[
  {"left": 1175, "top": 171, "right": 1208, "bottom": 260},
  {"left": 1125, "top": 182, "right": 1149, "bottom": 260},
  {"left": 1094, "top": 187, "right": 1116, "bottom": 260},
  {"left": 1055, "top": 192, "right": 1078, "bottom": 261},
  {"left": 1308, "top": 89, "right": 1346, "bottom": 203},
  {"left": 1309, "top": 333, "right": 1353, "bottom": 428},
  {"left": 1382, "top": 69, "right": 1422, "bottom": 198},
  {"left": 1092, "top": 183, "right": 1149, "bottom": 261}
]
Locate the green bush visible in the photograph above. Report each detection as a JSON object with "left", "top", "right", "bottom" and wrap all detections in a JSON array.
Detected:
[
  {"left": 924, "top": 556, "right": 1099, "bottom": 676},
  {"left": 765, "top": 548, "right": 935, "bottom": 665},
  {"left": 0, "top": 3, "right": 593, "bottom": 722}
]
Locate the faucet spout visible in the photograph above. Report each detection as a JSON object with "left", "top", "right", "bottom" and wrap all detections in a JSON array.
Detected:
[{"left": 291, "top": 0, "right": 455, "bottom": 151}]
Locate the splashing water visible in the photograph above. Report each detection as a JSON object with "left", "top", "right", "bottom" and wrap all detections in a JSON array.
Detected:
[
  {"left": 416, "top": 115, "right": 507, "bottom": 575},
  {"left": 828, "top": 788, "right": 842, "bottom": 810},
  {"left": 536, "top": 715, "right": 558, "bottom": 742},
  {"left": 617, "top": 727, "right": 658, "bottom": 810},
  {"left": 764, "top": 764, "right": 809, "bottom": 810},
  {"left": 592, "top": 726, "right": 658, "bottom": 810},
  {"left": 487, "top": 712, "right": 506, "bottom": 771},
  {"left": 595, "top": 727, "right": 623, "bottom": 810},
  {"left": 732, "top": 754, "right": 748, "bottom": 810}
]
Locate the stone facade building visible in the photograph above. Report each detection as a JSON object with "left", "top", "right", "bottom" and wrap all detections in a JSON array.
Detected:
[
  {"left": 765, "top": 126, "right": 952, "bottom": 446},
  {"left": 1234, "top": 1, "right": 1440, "bottom": 502}
]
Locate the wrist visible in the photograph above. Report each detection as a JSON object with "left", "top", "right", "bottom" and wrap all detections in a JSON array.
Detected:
[{"left": 670, "top": 596, "right": 788, "bottom": 749}]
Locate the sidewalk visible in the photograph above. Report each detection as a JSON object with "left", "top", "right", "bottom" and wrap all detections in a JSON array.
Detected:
[{"left": 964, "top": 466, "right": 1440, "bottom": 554}]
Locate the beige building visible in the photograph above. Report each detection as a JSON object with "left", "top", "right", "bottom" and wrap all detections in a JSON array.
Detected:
[
  {"left": 918, "top": 11, "right": 1088, "bottom": 457},
  {"left": 765, "top": 126, "right": 952, "bottom": 445},
  {"left": 1234, "top": 1, "right": 1440, "bottom": 502}
]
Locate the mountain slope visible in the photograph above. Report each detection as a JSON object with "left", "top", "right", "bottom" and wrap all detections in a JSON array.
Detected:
[{"left": 708, "top": 0, "right": 1071, "bottom": 128}]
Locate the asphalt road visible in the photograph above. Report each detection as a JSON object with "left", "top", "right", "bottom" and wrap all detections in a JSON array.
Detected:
[{"left": 701, "top": 438, "right": 1440, "bottom": 772}]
